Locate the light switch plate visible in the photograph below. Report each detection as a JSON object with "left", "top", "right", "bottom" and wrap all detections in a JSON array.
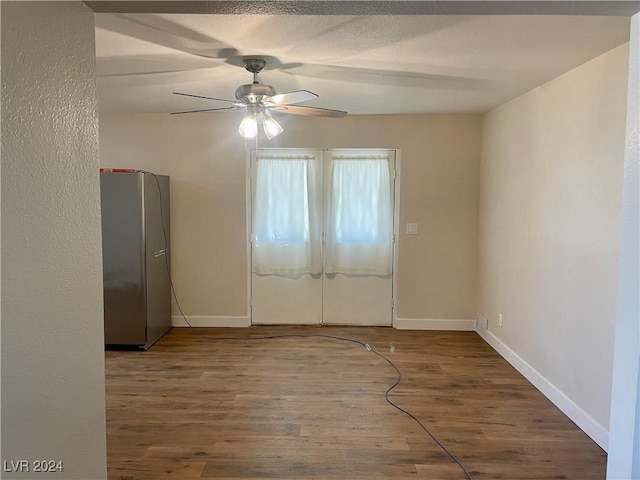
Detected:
[{"left": 406, "top": 223, "right": 419, "bottom": 235}]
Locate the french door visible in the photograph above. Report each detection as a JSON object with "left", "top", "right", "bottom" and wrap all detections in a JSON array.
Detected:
[{"left": 250, "top": 148, "right": 396, "bottom": 326}]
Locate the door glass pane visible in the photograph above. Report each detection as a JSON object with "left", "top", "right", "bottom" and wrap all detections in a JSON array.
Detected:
[
  {"left": 325, "top": 155, "right": 393, "bottom": 275},
  {"left": 252, "top": 153, "right": 321, "bottom": 276}
]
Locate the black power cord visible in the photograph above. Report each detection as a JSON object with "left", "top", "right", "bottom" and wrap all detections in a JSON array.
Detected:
[
  {"left": 369, "top": 346, "right": 474, "bottom": 480},
  {"left": 205, "top": 332, "right": 475, "bottom": 480},
  {"left": 137, "top": 170, "right": 192, "bottom": 326},
  {"left": 137, "top": 169, "right": 474, "bottom": 480}
]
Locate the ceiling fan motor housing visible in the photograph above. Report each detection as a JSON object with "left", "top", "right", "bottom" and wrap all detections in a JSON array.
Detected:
[{"left": 235, "top": 83, "right": 277, "bottom": 103}]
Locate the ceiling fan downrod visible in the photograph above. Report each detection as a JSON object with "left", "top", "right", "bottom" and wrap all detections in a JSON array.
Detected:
[
  {"left": 243, "top": 58, "right": 266, "bottom": 84},
  {"left": 235, "top": 58, "right": 275, "bottom": 102}
]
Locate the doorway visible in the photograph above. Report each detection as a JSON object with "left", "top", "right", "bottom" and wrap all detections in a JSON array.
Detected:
[{"left": 249, "top": 148, "right": 398, "bottom": 326}]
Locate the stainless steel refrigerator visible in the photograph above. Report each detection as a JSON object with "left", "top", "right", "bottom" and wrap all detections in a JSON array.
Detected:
[{"left": 100, "top": 171, "right": 172, "bottom": 349}]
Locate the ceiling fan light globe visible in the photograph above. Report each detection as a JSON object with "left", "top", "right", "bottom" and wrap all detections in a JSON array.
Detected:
[
  {"left": 238, "top": 114, "right": 258, "bottom": 139},
  {"left": 263, "top": 116, "right": 283, "bottom": 139}
]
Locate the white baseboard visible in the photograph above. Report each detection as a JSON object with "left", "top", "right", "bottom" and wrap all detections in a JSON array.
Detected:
[
  {"left": 394, "top": 318, "right": 476, "bottom": 331},
  {"left": 171, "top": 316, "right": 250, "bottom": 328},
  {"left": 476, "top": 328, "right": 609, "bottom": 451}
]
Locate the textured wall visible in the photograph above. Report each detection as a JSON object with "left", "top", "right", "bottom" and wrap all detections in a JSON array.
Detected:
[
  {"left": 1, "top": 2, "right": 107, "bottom": 479},
  {"left": 478, "top": 44, "right": 629, "bottom": 437},
  {"left": 98, "top": 113, "right": 481, "bottom": 323}
]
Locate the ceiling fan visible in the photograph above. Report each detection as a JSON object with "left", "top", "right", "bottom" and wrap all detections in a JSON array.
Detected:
[{"left": 171, "top": 58, "right": 347, "bottom": 139}]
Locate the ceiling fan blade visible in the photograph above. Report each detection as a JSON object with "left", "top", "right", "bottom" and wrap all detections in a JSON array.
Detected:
[
  {"left": 173, "top": 91, "right": 240, "bottom": 104},
  {"left": 96, "top": 14, "right": 238, "bottom": 61},
  {"left": 264, "top": 90, "right": 318, "bottom": 106},
  {"left": 273, "top": 105, "right": 347, "bottom": 118},
  {"left": 280, "top": 62, "right": 487, "bottom": 90},
  {"left": 170, "top": 106, "right": 241, "bottom": 115}
]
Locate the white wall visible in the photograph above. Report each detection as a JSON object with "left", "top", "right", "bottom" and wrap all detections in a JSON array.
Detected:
[
  {"left": 1, "top": 2, "right": 107, "bottom": 479},
  {"left": 477, "top": 43, "right": 630, "bottom": 449},
  {"left": 99, "top": 113, "right": 482, "bottom": 327},
  {"left": 607, "top": 13, "right": 640, "bottom": 480}
]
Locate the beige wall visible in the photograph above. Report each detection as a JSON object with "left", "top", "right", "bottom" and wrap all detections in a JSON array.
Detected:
[
  {"left": 100, "top": 114, "right": 248, "bottom": 317},
  {"left": 478, "top": 43, "right": 629, "bottom": 435},
  {"left": 1, "top": 2, "right": 107, "bottom": 478},
  {"left": 99, "top": 113, "right": 481, "bottom": 322}
]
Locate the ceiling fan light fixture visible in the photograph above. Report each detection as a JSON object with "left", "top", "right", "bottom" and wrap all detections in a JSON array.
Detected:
[
  {"left": 263, "top": 111, "right": 283, "bottom": 140},
  {"left": 172, "top": 58, "right": 347, "bottom": 132},
  {"left": 238, "top": 113, "right": 258, "bottom": 139}
]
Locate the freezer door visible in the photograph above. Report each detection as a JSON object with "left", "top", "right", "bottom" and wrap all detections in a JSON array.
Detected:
[
  {"left": 143, "top": 174, "right": 172, "bottom": 348},
  {"left": 101, "top": 173, "right": 147, "bottom": 345}
]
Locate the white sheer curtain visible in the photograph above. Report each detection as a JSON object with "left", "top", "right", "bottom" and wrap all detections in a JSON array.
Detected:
[
  {"left": 252, "top": 153, "right": 321, "bottom": 275},
  {"left": 324, "top": 154, "right": 393, "bottom": 275}
]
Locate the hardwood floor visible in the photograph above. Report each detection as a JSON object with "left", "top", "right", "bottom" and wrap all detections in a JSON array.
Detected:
[{"left": 105, "top": 326, "right": 606, "bottom": 480}]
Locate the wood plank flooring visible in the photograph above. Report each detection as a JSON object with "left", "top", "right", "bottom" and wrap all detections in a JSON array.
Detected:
[{"left": 105, "top": 326, "right": 606, "bottom": 480}]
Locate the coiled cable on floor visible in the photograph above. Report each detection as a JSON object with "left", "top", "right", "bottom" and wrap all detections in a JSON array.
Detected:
[
  {"left": 139, "top": 169, "right": 474, "bottom": 480},
  {"left": 176, "top": 328, "right": 475, "bottom": 480}
]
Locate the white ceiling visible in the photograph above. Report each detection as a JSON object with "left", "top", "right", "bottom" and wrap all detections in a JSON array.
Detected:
[{"left": 94, "top": 13, "right": 630, "bottom": 115}]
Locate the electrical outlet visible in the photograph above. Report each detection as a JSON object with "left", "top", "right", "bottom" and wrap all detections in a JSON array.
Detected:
[{"left": 498, "top": 313, "right": 504, "bottom": 327}]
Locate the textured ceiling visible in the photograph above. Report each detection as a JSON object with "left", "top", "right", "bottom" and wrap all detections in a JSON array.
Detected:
[{"left": 95, "top": 13, "right": 630, "bottom": 115}]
